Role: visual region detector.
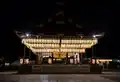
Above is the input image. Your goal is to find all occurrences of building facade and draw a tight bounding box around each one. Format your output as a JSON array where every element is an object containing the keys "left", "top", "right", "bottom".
[
  {"left": 15, "top": 9, "right": 104, "bottom": 65},
  {"left": 16, "top": 33, "right": 99, "bottom": 64}
]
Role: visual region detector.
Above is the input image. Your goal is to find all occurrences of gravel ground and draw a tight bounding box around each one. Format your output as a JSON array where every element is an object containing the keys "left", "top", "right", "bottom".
[
  {"left": 0, "top": 71, "right": 120, "bottom": 82},
  {"left": 0, "top": 73, "right": 114, "bottom": 82},
  {"left": 101, "top": 72, "right": 120, "bottom": 82},
  {"left": 101, "top": 76, "right": 120, "bottom": 82}
]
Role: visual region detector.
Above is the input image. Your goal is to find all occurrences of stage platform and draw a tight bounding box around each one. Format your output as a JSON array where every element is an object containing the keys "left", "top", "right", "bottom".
[{"left": 18, "top": 64, "right": 102, "bottom": 74}]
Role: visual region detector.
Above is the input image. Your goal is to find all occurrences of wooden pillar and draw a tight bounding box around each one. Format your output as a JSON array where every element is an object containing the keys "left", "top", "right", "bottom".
[
  {"left": 39, "top": 55, "right": 43, "bottom": 64},
  {"left": 81, "top": 53, "right": 82, "bottom": 64},
  {"left": 66, "top": 53, "right": 68, "bottom": 64},
  {"left": 79, "top": 53, "right": 81, "bottom": 64},
  {"left": 29, "top": 49, "right": 31, "bottom": 60},
  {"left": 23, "top": 46, "right": 26, "bottom": 64},
  {"left": 36, "top": 55, "right": 39, "bottom": 64},
  {"left": 52, "top": 53, "right": 53, "bottom": 64}
]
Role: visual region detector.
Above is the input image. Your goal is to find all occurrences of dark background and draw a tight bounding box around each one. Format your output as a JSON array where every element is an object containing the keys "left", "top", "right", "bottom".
[{"left": 0, "top": 1, "right": 119, "bottom": 62}]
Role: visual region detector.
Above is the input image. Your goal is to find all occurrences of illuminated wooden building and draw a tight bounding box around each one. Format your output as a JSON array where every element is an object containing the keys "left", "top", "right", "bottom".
[{"left": 15, "top": 10, "right": 104, "bottom": 64}]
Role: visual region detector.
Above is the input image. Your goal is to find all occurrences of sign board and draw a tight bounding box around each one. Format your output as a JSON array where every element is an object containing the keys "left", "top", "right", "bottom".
[{"left": 53, "top": 52, "right": 66, "bottom": 58}]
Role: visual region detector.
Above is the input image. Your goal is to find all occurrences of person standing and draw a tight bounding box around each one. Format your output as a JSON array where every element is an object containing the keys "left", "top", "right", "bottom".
[{"left": 99, "top": 61, "right": 104, "bottom": 70}]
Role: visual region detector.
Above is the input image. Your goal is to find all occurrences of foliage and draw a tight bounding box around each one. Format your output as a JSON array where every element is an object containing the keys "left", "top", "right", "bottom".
[{"left": 0, "top": 57, "right": 5, "bottom": 68}]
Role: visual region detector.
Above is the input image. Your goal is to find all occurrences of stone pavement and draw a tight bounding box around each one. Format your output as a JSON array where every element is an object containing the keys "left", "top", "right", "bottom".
[{"left": 0, "top": 74, "right": 114, "bottom": 82}]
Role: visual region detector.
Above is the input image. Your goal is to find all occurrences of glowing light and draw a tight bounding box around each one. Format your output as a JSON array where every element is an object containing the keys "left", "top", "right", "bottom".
[
  {"left": 26, "top": 44, "right": 60, "bottom": 48},
  {"left": 61, "top": 39, "right": 98, "bottom": 44},
  {"left": 93, "top": 35, "right": 96, "bottom": 38},
  {"left": 20, "top": 59, "right": 23, "bottom": 64},
  {"left": 21, "top": 38, "right": 97, "bottom": 54},
  {"left": 60, "top": 49, "right": 85, "bottom": 53},
  {"left": 31, "top": 48, "right": 59, "bottom": 52},
  {"left": 26, "top": 33, "right": 29, "bottom": 37},
  {"left": 23, "top": 39, "right": 60, "bottom": 43},
  {"left": 23, "top": 39, "right": 98, "bottom": 44},
  {"left": 61, "top": 44, "right": 92, "bottom": 48}
]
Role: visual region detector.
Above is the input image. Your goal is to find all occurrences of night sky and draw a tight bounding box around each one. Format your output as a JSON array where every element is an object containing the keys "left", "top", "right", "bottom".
[{"left": 0, "top": 1, "right": 119, "bottom": 61}]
